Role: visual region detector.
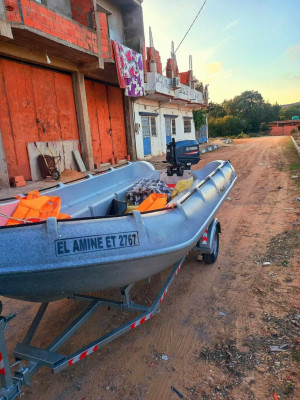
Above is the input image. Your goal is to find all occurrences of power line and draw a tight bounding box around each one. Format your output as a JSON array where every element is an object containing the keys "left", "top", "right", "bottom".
[
  {"left": 174, "top": 0, "right": 208, "bottom": 55},
  {"left": 146, "top": 0, "right": 208, "bottom": 94}
]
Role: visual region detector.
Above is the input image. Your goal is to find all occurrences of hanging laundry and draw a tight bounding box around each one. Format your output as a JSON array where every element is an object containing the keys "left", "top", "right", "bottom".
[{"left": 112, "top": 40, "right": 145, "bottom": 97}]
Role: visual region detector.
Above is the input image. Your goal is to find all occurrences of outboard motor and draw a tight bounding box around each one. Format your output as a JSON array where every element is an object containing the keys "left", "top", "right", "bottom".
[{"left": 166, "top": 138, "right": 200, "bottom": 176}]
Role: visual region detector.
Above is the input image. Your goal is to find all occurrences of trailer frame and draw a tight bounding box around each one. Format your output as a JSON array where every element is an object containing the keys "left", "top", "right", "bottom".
[{"left": 0, "top": 219, "right": 220, "bottom": 400}]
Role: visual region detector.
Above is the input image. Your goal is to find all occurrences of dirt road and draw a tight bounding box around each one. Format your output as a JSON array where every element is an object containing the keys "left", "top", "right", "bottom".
[{"left": 2, "top": 136, "right": 299, "bottom": 400}]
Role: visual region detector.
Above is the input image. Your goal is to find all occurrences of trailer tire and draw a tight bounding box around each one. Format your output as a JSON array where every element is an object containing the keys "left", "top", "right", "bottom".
[{"left": 203, "top": 231, "right": 219, "bottom": 264}]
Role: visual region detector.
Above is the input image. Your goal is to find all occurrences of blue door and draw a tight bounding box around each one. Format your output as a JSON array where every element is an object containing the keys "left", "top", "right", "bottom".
[
  {"left": 199, "top": 125, "right": 207, "bottom": 143},
  {"left": 143, "top": 137, "right": 151, "bottom": 155},
  {"left": 141, "top": 117, "right": 151, "bottom": 156}
]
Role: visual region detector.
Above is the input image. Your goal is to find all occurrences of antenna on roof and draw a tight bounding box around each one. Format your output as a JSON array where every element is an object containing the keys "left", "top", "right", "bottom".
[
  {"left": 171, "top": 41, "right": 176, "bottom": 60},
  {"left": 189, "top": 55, "right": 193, "bottom": 71},
  {"left": 149, "top": 26, "right": 154, "bottom": 48}
]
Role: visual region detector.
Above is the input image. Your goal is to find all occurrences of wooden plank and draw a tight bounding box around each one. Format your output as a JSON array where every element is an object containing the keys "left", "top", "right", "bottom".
[
  {"left": 0, "top": 129, "right": 9, "bottom": 187},
  {"left": 62, "top": 140, "right": 79, "bottom": 170},
  {"left": 73, "top": 149, "right": 86, "bottom": 172},
  {"left": 27, "top": 140, "right": 79, "bottom": 181},
  {"left": 0, "top": 0, "right": 13, "bottom": 39},
  {"left": 0, "top": 19, "right": 13, "bottom": 39},
  {"left": 123, "top": 95, "right": 137, "bottom": 161},
  {"left": 72, "top": 72, "right": 94, "bottom": 170}
]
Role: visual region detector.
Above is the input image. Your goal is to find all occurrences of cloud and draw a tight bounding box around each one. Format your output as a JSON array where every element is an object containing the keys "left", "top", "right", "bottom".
[
  {"left": 222, "top": 20, "right": 238, "bottom": 33},
  {"left": 205, "top": 62, "right": 223, "bottom": 74},
  {"left": 286, "top": 43, "right": 300, "bottom": 59},
  {"left": 286, "top": 73, "right": 300, "bottom": 80}
]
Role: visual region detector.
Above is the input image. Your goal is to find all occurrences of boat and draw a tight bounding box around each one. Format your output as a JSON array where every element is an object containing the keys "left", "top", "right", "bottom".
[{"left": 0, "top": 147, "right": 236, "bottom": 303}]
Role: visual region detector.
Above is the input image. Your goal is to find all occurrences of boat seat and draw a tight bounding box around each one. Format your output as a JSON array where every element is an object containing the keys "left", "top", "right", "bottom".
[{"left": 66, "top": 182, "right": 137, "bottom": 218}]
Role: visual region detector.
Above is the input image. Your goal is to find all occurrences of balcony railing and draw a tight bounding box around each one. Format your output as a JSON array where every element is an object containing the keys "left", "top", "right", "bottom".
[
  {"left": 146, "top": 72, "right": 174, "bottom": 97},
  {"left": 145, "top": 72, "right": 205, "bottom": 106},
  {"left": 4, "top": 0, "right": 98, "bottom": 58}
]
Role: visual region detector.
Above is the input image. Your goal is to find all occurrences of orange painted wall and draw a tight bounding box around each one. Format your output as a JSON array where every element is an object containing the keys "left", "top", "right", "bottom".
[
  {"left": 106, "top": 85, "right": 127, "bottom": 161},
  {"left": 270, "top": 126, "right": 298, "bottom": 136},
  {"left": 0, "top": 59, "right": 79, "bottom": 180},
  {"left": 85, "top": 80, "right": 127, "bottom": 166}
]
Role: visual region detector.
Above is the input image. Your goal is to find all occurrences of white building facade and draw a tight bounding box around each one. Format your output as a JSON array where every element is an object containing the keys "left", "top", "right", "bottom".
[{"left": 133, "top": 40, "right": 208, "bottom": 159}]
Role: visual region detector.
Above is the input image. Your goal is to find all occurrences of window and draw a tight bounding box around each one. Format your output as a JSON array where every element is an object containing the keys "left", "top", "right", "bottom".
[
  {"left": 171, "top": 119, "right": 176, "bottom": 135},
  {"left": 141, "top": 117, "right": 150, "bottom": 137},
  {"left": 141, "top": 116, "right": 156, "bottom": 137},
  {"left": 184, "top": 119, "right": 192, "bottom": 133},
  {"left": 165, "top": 118, "right": 176, "bottom": 136},
  {"left": 150, "top": 117, "right": 157, "bottom": 136},
  {"left": 165, "top": 118, "right": 171, "bottom": 137}
]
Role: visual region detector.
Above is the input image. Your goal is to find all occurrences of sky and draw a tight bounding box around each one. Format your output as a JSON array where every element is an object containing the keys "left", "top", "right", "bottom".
[{"left": 142, "top": 0, "right": 300, "bottom": 105}]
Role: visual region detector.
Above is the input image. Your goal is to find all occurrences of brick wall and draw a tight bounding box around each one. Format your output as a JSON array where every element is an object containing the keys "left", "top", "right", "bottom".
[
  {"left": 145, "top": 47, "right": 162, "bottom": 74},
  {"left": 70, "top": 0, "right": 94, "bottom": 29},
  {"left": 98, "top": 12, "right": 112, "bottom": 59},
  {"left": 180, "top": 70, "right": 193, "bottom": 86},
  {"left": 4, "top": 0, "right": 22, "bottom": 22},
  {"left": 270, "top": 125, "right": 297, "bottom": 136},
  {"left": 166, "top": 58, "right": 179, "bottom": 78},
  {"left": 4, "top": 0, "right": 98, "bottom": 53}
]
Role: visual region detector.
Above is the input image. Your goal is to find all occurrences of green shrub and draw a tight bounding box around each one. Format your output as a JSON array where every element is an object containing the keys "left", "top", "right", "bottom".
[
  {"left": 237, "top": 132, "right": 249, "bottom": 139},
  {"left": 208, "top": 116, "right": 247, "bottom": 137},
  {"left": 260, "top": 123, "right": 270, "bottom": 132}
]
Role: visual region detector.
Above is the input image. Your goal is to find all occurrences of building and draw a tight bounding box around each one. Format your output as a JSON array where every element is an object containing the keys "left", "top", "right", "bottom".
[
  {"left": 269, "top": 119, "right": 300, "bottom": 136},
  {"left": 133, "top": 29, "right": 208, "bottom": 159},
  {"left": 0, "top": 0, "right": 144, "bottom": 187}
]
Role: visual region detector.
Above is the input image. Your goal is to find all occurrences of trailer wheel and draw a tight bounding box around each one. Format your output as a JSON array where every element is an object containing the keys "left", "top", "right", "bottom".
[{"left": 203, "top": 231, "right": 219, "bottom": 264}]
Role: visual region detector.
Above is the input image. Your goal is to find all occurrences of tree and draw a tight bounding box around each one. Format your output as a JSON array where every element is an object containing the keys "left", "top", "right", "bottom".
[
  {"left": 262, "top": 103, "right": 281, "bottom": 123},
  {"left": 193, "top": 109, "right": 206, "bottom": 131},
  {"left": 223, "top": 91, "right": 281, "bottom": 132},
  {"left": 207, "top": 102, "right": 226, "bottom": 118},
  {"left": 206, "top": 90, "right": 282, "bottom": 136},
  {"left": 208, "top": 115, "right": 247, "bottom": 137},
  {"left": 280, "top": 105, "right": 300, "bottom": 120},
  {"left": 193, "top": 78, "right": 204, "bottom": 93},
  {"left": 225, "top": 91, "right": 264, "bottom": 116}
]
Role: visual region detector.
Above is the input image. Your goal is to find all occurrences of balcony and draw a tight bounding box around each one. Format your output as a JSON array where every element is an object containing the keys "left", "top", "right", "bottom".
[
  {"left": 3, "top": 0, "right": 99, "bottom": 66},
  {"left": 97, "top": 0, "right": 143, "bottom": 62},
  {"left": 145, "top": 71, "right": 206, "bottom": 108},
  {"left": 145, "top": 71, "right": 175, "bottom": 101}
]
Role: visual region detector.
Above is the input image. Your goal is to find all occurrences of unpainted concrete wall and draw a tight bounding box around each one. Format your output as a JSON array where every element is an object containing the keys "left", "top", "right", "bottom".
[
  {"left": 133, "top": 99, "right": 196, "bottom": 159},
  {"left": 45, "top": 0, "right": 72, "bottom": 19},
  {"left": 122, "top": 4, "right": 144, "bottom": 53},
  {"left": 97, "top": 0, "right": 124, "bottom": 43}
]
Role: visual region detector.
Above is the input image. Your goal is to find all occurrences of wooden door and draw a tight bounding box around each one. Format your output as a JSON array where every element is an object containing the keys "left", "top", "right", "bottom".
[
  {"left": 107, "top": 85, "right": 127, "bottom": 161},
  {"left": 0, "top": 59, "right": 79, "bottom": 180},
  {"left": 85, "top": 80, "right": 127, "bottom": 165}
]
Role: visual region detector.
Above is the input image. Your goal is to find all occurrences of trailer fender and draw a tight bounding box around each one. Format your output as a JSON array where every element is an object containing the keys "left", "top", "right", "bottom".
[{"left": 195, "top": 218, "right": 221, "bottom": 254}]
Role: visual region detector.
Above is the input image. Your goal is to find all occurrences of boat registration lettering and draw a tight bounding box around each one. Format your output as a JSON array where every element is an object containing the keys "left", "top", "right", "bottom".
[{"left": 55, "top": 231, "right": 139, "bottom": 256}]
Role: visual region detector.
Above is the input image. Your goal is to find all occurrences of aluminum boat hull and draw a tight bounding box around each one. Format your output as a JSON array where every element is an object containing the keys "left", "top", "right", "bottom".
[{"left": 0, "top": 161, "right": 236, "bottom": 302}]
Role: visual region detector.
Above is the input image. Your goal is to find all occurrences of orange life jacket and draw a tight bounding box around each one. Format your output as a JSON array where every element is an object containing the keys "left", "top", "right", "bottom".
[{"left": 6, "top": 191, "right": 70, "bottom": 225}]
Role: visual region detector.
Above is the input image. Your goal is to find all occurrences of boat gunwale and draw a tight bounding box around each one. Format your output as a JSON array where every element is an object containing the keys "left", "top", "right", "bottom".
[
  {"left": 0, "top": 173, "right": 237, "bottom": 276},
  {"left": 0, "top": 160, "right": 233, "bottom": 230}
]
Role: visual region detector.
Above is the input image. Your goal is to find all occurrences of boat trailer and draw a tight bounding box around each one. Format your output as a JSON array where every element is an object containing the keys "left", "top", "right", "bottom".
[{"left": 0, "top": 219, "right": 220, "bottom": 400}]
